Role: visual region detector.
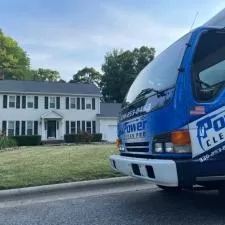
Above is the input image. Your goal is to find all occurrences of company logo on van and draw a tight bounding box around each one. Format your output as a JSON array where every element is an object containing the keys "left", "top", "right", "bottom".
[
  {"left": 196, "top": 109, "right": 225, "bottom": 151},
  {"left": 121, "top": 117, "right": 147, "bottom": 141}
]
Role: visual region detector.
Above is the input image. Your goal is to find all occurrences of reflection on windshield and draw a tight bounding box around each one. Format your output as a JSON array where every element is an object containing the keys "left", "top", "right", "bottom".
[{"left": 124, "top": 32, "right": 191, "bottom": 105}]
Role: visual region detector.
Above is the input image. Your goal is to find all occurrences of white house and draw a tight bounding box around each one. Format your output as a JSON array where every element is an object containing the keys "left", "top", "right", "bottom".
[{"left": 0, "top": 80, "right": 121, "bottom": 142}]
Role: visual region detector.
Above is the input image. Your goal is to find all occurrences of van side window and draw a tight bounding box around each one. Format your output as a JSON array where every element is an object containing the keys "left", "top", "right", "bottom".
[{"left": 192, "top": 30, "right": 225, "bottom": 101}]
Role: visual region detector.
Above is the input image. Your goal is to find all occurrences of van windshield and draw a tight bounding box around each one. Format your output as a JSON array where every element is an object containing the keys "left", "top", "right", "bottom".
[{"left": 123, "top": 32, "right": 191, "bottom": 105}]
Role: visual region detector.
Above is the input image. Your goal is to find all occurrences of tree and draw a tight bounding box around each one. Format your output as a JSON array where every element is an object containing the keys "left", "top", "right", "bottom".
[
  {"left": 58, "top": 79, "right": 66, "bottom": 83},
  {"left": 101, "top": 46, "right": 155, "bottom": 103},
  {"left": 31, "top": 68, "right": 61, "bottom": 82},
  {"left": 0, "top": 29, "right": 31, "bottom": 80},
  {"left": 70, "top": 67, "right": 102, "bottom": 86}
]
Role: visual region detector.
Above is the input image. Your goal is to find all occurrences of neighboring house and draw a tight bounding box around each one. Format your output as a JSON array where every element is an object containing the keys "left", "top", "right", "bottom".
[
  {"left": 0, "top": 80, "right": 120, "bottom": 142},
  {"left": 97, "top": 103, "right": 121, "bottom": 142}
]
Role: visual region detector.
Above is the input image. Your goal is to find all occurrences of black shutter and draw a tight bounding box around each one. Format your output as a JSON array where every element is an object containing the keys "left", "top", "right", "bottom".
[
  {"left": 16, "top": 96, "right": 20, "bottom": 109},
  {"left": 21, "top": 121, "right": 26, "bottom": 135},
  {"left": 82, "top": 98, "right": 85, "bottom": 110},
  {"left": 66, "top": 97, "right": 69, "bottom": 109},
  {"left": 82, "top": 121, "right": 85, "bottom": 132},
  {"left": 45, "top": 97, "right": 48, "bottom": 109},
  {"left": 2, "top": 121, "right": 7, "bottom": 134},
  {"left": 92, "top": 98, "right": 95, "bottom": 110},
  {"left": 77, "top": 98, "right": 80, "bottom": 110},
  {"left": 34, "top": 96, "right": 38, "bottom": 109},
  {"left": 22, "top": 96, "right": 26, "bottom": 109},
  {"left": 15, "top": 121, "right": 20, "bottom": 135},
  {"left": 56, "top": 97, "right": 60, "bottom": 109},
  {"left": 34, "top": 121, "right": 38, "bottom": 135},
  {"left": 66, "top": 121, "right": 70, "bottom": 134},
  {"left": 3, "top": 95, "right": 7, "bottom": 108},
  {"left": 77, "top": 121, "right": 80, "bottom": 133},
  {"left": 92, "top": 121, "right": 96, "bottom": 134}
]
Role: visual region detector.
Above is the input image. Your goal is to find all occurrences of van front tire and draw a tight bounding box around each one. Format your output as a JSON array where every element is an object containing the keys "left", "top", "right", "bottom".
[{"left": 157, "top": 185, "right": 181, "bottom": 192}]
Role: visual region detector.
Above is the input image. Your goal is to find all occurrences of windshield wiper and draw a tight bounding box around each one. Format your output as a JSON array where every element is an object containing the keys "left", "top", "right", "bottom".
[{"left": 136, "top": 88, "right": 166, "bottom": 99}]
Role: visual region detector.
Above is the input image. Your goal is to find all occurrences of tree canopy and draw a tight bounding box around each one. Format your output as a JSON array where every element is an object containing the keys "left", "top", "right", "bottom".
[
  {"left": 31, "top": 68, "right": 61, "bottom": 82},
  {"left": 0, "top": 29, "right": 30, "bottom": 80},
  {"left": 70, "top": 67, "right": 102, "bottom": 86},
  {"left": 100, "top": 46, "right": 155, "bottom": 103}
]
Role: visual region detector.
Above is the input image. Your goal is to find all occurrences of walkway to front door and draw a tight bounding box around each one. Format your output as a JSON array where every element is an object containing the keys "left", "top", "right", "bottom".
[{"left": 47, "top": 120, "right": 56, "bottom": 139}]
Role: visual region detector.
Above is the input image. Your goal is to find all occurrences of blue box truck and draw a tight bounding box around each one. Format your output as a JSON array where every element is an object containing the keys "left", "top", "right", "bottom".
[{"left": 110, "top": 9, "right": 225, "bottom": 191}]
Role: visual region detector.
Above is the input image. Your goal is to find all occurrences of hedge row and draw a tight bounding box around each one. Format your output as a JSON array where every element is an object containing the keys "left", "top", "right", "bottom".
[
  {"left": 64, "top": 133, "right": 102, "bottom": 143},
  {"left": 12, "top": 135, "right": 42, "bottom": 146},
  {"left": 0, "top": 135, "right": 17, "bottom": 149}
]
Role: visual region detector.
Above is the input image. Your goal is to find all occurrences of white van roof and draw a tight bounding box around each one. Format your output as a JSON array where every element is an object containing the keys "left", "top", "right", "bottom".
[{"left": 204, "top": 8, "right": 225, "bottom": 27}]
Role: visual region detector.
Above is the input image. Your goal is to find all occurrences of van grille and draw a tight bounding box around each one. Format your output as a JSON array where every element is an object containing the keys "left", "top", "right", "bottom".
[{"left": 125, "top": 142, "right": 149, "bottom": 153}]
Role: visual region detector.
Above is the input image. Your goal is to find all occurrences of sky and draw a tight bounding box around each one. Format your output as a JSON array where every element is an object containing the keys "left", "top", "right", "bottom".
[{"left": 0, "top": 0, "right": 225, "bottom": 80}]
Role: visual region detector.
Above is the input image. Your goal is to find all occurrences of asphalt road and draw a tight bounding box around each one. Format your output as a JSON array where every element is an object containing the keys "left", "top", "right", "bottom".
[{"left": 1, "top": 186, "right": 225, "bottom": 225}]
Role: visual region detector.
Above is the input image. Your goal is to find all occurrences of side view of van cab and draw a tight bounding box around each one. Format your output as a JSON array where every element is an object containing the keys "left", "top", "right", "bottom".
[{"left": 110, "top": 9, "right": 225, "bottom": 191}]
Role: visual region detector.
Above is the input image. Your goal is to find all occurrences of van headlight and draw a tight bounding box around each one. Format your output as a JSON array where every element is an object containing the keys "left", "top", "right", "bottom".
[
  {"left": 154, "top": 143, "right": 163, "bottom": 153},
  {"left": 153, "top": 130, "right": 192, "bottom": 154}
]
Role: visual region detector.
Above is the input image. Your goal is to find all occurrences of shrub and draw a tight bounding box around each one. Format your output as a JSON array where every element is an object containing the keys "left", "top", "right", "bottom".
[
  {"left": 12, "top": 135, "right": 41, "bottom": 146},
  {"left": 75, "top": 132, "right": 92, "bottom": 143},
  {"left": 0, "top": 135, "right": 17, "bottom": 149},
  {"left": 64, "top": 134, "right": 76, "bottom": 143},
  {"left": 64, "top": 132, "right": 102, "bottom": 143},
  {"left": 91, "top": 133, "right": 102, "bottom": 142}
]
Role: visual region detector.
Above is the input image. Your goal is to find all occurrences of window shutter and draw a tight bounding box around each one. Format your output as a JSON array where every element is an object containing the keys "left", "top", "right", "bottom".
[
  {"left": 82, "top": 121, "right": 85, "bottom": 132},
  {"left": 77, "top": 121, "right": 80, "bottom": 133},
  {"left": 15, "top": 121, "right": 20, "bottom": 135},
  {"left": 16, "top": 96, "right": 20, "bottom": 109},
  {"left": 92, "top": 98, "right": 96, "bottom": 110},
  {"left": 45, "top": 97, "right": 48, "bottom": 109},
  {"left": 2, "top": 121, "right": 7, "bottom": 134},
  {"left": 82, "top": 98, "right": 85, "bottom": 110},
  {"left": 66, "top": 121, "right": 69, "bottom": 134},
  {"left": 22, "top": 96, "right": 26, "bottom": 109},
  {"left": 66, "top": 97, "right": 69, "bottom": 109},
  {"left": 34, "top": 121, "right": 38, "bottom": 135},
  {"left": 56, "top": 97, "right": 60, "bottom": 109},
  {"left": 77, "top": 98, "right": 80, "bottom": 110},
  {"left": 92, "top": 121, "right": 96, "bottom": 134},
  {"left": 3, "top": 95, "right": 7, "bottom": 108},
  {"left": 34, "top": 96, "right": 38, "bottom": 109},
  {"left": 21, "top": 121, "right": 26, "bottom": 135}
]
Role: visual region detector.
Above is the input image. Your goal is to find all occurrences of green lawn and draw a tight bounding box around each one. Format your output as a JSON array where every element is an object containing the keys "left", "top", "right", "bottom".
[{"left": 0, "top": 144, "right": 120, "bottom": 190}]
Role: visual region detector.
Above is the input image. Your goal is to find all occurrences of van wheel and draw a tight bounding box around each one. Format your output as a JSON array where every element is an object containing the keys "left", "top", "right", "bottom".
[{"left": 157, "top": 185, "right": 181, "bottom": 192}]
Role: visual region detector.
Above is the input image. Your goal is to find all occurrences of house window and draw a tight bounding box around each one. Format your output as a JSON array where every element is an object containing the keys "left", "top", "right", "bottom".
[
  {"left": 70, "top": 98, "right": 76, "bottom": 109},
  {"left": 86, "top": 121, "right": 91, "bottom": 133},
  {"left": 86, "top": 103, "right": 91, "bottom": 109},
  {"left": 49, "top": 97, "right": 56, "bottom": 108},
  {"left": 71, "top": 121, "right": 76, "bottom": 134},
  {"left": 27, "top": 121, "right": 33, "bottom": 135},
  {"left": 8, "top": 121, "right": 15, "bottom": 136},
  {"left": 9, "top": 96, "right": 16, "bottom": 108},
  {"left": 27, "top": 96, "right": 34, "bottom": 108}
]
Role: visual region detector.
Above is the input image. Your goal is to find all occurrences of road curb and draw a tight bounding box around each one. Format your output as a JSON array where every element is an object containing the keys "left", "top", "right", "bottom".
[{"left": 0, "top": 177, "right": 149, "bottom": 201}]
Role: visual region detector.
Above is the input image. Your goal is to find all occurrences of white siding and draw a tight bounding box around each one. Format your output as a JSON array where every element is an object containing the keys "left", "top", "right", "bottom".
[{"left": 0, "top": 94, "right": 101, "bottom": 141}]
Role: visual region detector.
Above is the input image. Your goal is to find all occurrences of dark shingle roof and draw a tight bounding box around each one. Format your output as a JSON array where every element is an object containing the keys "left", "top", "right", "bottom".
[
  {"left": 97, "top": 103, "right": 122, "bottom": 118},
  {"left": 0, "top": 80, "right": 100, "bottom": 95}
]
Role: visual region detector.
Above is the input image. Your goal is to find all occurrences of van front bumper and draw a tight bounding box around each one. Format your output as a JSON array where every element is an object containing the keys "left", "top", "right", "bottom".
[{"left": 110, "top": 155, "right": 179, "bottom": 187}]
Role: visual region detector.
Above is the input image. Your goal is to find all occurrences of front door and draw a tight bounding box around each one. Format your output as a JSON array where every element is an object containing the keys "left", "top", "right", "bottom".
[{"left": 47, "top": 120, "right": 56, "bottom": 139}]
